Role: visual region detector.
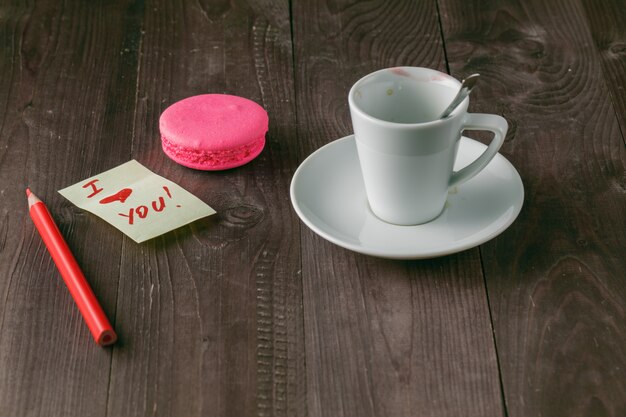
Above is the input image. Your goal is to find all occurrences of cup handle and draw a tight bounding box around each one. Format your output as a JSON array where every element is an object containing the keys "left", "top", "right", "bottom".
[{"left": 449, "top": 113, "right": 508, "bottom": 187}]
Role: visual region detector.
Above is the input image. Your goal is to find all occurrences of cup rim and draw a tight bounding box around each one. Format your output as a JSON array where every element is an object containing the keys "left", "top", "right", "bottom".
[{"left": 348, "top": 66, "right": 468, "bottom": 128}]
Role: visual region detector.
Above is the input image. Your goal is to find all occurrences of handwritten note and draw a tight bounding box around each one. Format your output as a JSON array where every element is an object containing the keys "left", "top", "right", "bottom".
[{"left": 59, "top": 160, "right": 216, "bottom": 243}]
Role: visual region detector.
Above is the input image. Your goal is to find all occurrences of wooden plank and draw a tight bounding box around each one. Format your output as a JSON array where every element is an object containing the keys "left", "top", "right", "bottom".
[
  {"left": 581, "top": 0, "right": 626, "bottom": 143},
  {"left": 105, "top": 1, "right": 305, "bottom": 416},
  {"left": 0, "top": 0, "right": 142, "bottom": 416},
  {"left": 438, "top": 0, "right": 626, "bottom": 415},
  {"left": 580, "top": 0, "right": 626, "bottom": 139},
  {"left": 292, "top": 1, "right": 504, "bottom": 416}
]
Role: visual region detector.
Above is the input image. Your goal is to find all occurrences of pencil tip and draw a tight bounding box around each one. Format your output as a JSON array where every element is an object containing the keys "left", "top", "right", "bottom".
[{"left": 26, "top": 188, "right": 31, "bottom": 197}]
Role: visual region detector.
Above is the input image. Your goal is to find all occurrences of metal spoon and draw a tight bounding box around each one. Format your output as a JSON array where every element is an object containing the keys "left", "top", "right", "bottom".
[{"left": 437, "top": 73, "right": 480, "bottom": 119}]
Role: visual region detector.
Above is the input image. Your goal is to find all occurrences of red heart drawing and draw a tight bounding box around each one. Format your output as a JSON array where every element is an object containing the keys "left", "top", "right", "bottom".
[{"left": 99, "top": 188, "right": 133, "bottom": 204}]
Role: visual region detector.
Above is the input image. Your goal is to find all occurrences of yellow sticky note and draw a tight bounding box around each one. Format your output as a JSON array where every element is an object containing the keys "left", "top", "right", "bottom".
[{"left": 58, "top": 160, "right": 216, "bottom": 243}]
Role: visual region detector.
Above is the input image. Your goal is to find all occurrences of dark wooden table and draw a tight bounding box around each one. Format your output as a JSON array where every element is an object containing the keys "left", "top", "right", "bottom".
[{"left": 1, "top": 0, "right": 625, "bottom": 416}]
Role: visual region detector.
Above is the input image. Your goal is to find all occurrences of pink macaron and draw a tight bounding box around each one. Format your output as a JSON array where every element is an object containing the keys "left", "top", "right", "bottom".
[{"left": 159, "top": 94, "right": 268, "bottom": 170}]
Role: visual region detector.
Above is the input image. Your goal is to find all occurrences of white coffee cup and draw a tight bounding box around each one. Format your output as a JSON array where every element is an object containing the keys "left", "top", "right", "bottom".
[{"left": 348, "top": 67, "right": 508, "bottom": 225}]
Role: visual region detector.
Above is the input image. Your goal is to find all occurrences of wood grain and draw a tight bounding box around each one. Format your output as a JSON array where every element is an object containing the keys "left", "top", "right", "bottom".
[
  {"left": 439, "top": 0, "right": 626, "bottom": 416},
  {"left": 0, "top": 1, "right": 141, "bottom": 416},
  {"left": 580, "top": 0, "right": 626, "bottom": 140},
  {"left": 103, "top": 1, "right": 305, "bottom": 416},
  {"left": 292, "top": 1, "right": 503, "bottom": 416}
]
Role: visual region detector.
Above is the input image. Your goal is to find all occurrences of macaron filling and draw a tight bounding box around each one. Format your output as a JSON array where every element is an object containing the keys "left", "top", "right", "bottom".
[{"left": 161, "top": 134, "right": 265, "bottom": 169}]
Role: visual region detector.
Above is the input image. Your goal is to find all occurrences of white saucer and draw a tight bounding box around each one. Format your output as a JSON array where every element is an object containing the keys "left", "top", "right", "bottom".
[{"left": 290, "top": 135, "right": 524, "bottom": 259}]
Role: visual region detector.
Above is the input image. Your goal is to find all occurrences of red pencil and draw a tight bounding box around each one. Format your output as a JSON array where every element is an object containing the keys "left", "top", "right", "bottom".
[{"left": 26, "top": 188, "right": 117, "bottom": 346}]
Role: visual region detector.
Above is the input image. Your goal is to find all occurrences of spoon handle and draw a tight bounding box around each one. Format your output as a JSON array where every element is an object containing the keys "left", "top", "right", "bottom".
[{"left": 438, "top": 73, "right": 480, "bottom": 119}]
